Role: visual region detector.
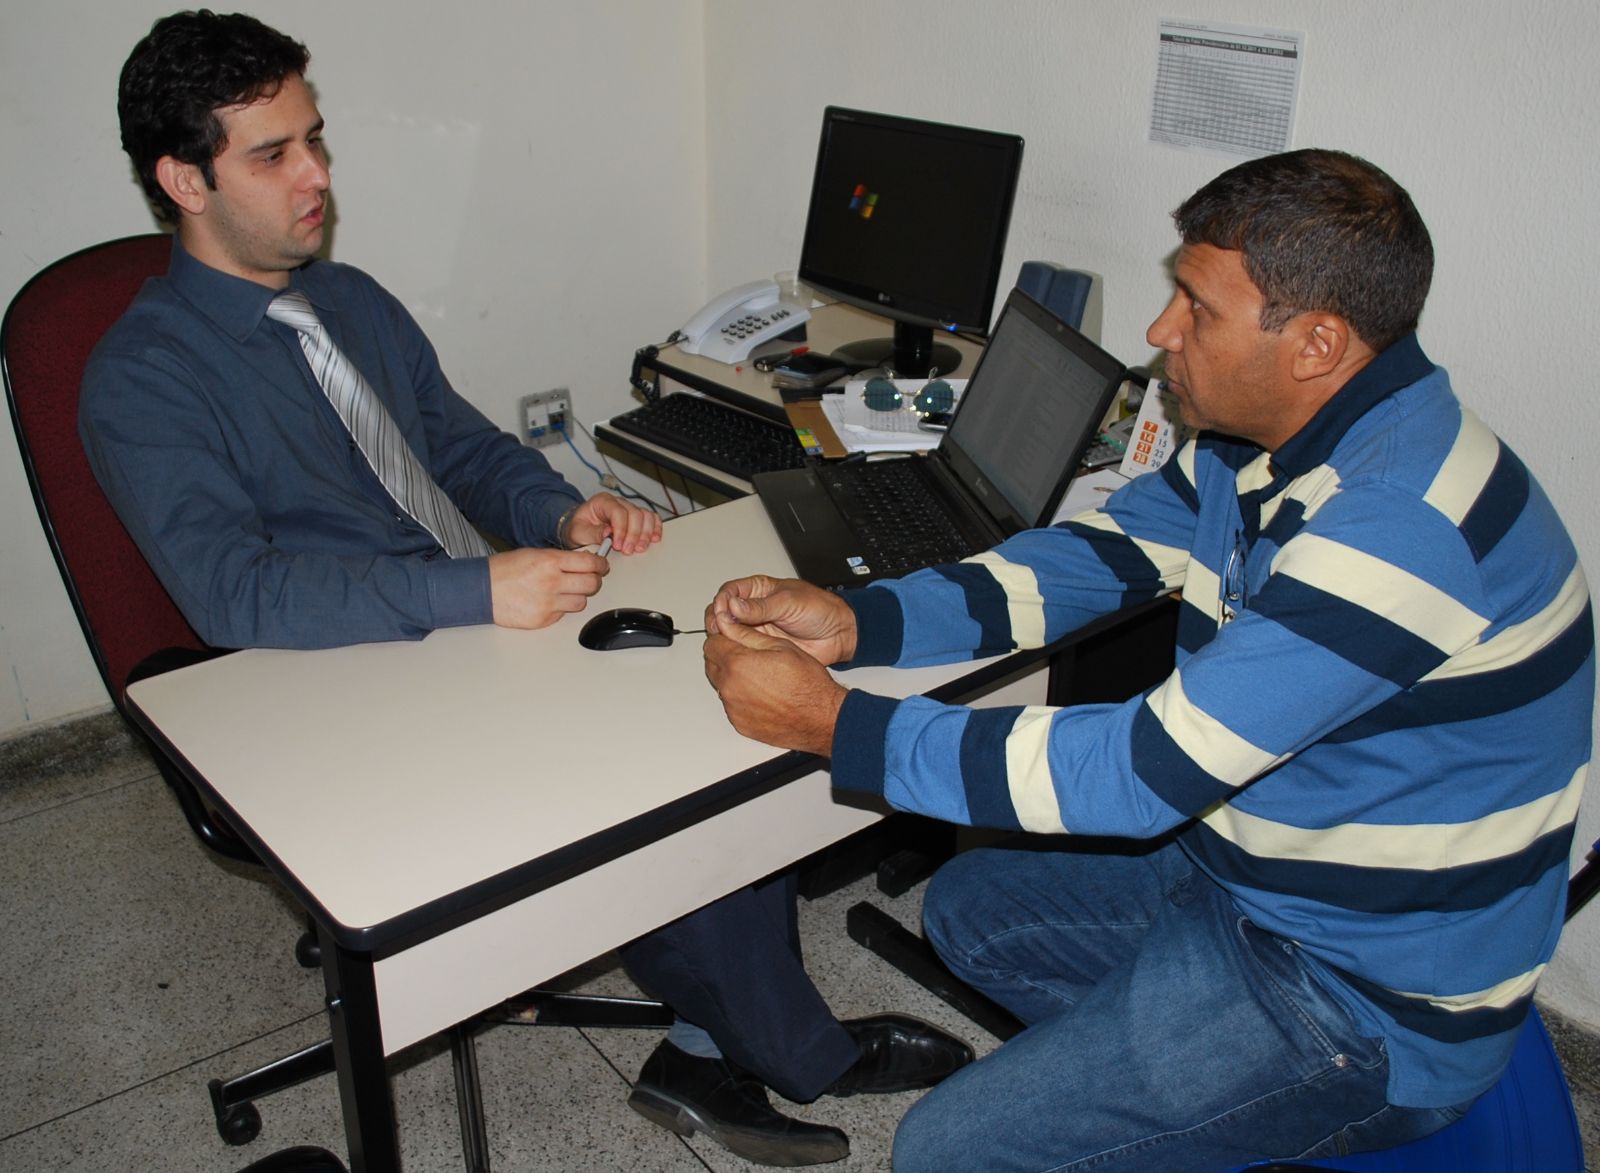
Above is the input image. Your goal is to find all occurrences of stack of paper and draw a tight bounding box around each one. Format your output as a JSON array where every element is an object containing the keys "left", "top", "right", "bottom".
[{"left": 819, "top": 378, "right": 969, "bottom": 453}]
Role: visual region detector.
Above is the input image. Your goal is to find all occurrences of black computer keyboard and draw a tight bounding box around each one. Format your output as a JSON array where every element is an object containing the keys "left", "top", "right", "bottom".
[
  {"left": 608, "top": 393, "right": 808, "bottom": 480},
  {"left": 822, "top": 459, "right": 977, "bottom": 574}
]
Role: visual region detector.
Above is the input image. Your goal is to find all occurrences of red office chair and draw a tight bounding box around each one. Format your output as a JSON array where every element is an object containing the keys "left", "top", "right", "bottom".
[
  {"left": 3, "top": 233, "right": 347, "bottom": 1169},
  {"left": 5, "top": 235, "right": 669, "bottom": 1170},
  {"left": 1, "top": 235, "right": 259, "bottom": 855}
]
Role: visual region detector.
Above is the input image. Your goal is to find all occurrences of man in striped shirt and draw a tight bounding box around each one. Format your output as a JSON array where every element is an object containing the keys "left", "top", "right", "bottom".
[{"left": 703, "top": 149, "right": 1593, "bottom": 1171}]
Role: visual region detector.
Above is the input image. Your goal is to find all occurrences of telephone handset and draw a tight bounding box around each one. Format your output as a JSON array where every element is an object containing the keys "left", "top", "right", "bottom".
[{"left": 678, "top": 279, "right": 811, "bottom": 365}]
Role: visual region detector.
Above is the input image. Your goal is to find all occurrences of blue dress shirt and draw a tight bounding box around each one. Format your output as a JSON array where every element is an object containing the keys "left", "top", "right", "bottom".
[{"left": 80, "top": 238, "right": 584, "bottom": 649}]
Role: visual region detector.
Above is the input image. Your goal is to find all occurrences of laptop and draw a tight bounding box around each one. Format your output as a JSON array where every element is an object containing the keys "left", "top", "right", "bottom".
[{"left": 755, "top": 288, "right": 1127, "bottom": 589}]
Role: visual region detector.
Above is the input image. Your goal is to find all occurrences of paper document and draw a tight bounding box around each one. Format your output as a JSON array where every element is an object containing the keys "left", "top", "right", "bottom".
[
  {"left": 1052, "top": 468, "right": 1130, "bottom": 524},
  {"left": 820, "top": 378, "right": 968, "bottom": 453},
  {"left": 1118, "top": 382, "right": 1190, "bottom": 478},
  {"left": 1150, "top": 19, "right": 1303, "bottom": 158}
]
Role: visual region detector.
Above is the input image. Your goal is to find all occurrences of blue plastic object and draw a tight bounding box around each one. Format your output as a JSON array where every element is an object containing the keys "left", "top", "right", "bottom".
[
  {"left": 1232, "top": 1008, "right": 1582, "bottom": 1171},
  {"left": 1015, "top": 261, "right": 1094, "bottom": 332}
]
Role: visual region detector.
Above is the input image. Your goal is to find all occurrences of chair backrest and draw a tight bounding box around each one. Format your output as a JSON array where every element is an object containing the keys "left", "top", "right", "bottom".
[
  {"left": 2, "top": 233, "right": 207, "bottom": 707},
  {"left": 1016, "top": 260, "right": 1096, "bottom": 332}
]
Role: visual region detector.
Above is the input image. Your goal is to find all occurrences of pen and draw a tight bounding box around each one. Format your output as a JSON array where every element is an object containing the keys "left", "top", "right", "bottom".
[{"left": 754, "top": 346, "right": 810, "bottom": 373}]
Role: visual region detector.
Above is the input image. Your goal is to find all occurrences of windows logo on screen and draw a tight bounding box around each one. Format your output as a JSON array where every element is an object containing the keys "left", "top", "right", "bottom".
[{"left": 848, "top": 183, "right": 879, "bottom": 220}]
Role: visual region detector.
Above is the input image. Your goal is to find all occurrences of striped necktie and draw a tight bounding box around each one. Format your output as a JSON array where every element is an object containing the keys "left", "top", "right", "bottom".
[{"left": 266, "top": 291, "right": 491, "bottom": 559}]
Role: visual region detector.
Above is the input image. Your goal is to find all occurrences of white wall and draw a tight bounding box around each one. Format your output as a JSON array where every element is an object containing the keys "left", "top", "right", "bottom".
[
  {"left": 0, "top": 0, "right": 708, "bottom": 732},
  {"left": 699, "top": 0, "right": 1600, "bottom": 1020},
  {"left": 7, "top": 0, "right": 1600, "bottom": 1025}
]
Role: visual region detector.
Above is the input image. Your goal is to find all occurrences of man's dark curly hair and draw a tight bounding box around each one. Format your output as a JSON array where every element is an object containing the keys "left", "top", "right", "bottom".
[
  {"left": 1173, "top": 149, "right": 1433, "bottom": 353},
  {"left": 119, "top": 10, "right": 310, "bottom": 224}
]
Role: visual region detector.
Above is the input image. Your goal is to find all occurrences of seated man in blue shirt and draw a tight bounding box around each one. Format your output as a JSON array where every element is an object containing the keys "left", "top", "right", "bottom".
[
  {"left": 703, "top": 149, "right": 1594, "bottom": 1171},
  {"left": 82, "top": 11, "right": 970, "bottom": 1166}
]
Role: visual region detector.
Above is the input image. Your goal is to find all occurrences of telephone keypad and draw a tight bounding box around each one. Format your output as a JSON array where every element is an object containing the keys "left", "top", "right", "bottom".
[{"left": 722, "top": 307, "right": 793, "bottom": 343}]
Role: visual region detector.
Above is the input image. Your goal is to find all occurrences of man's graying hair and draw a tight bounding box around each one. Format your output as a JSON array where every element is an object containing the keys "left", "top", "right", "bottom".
[{"left": 1174, "top": 149, "right": 1433, "bottom": 352}]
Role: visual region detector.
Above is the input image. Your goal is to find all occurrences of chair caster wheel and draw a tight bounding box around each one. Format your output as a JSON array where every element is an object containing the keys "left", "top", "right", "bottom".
[
  {"left": 211, "top": 1077, "right": 263, "bottom": 1146},
  {"left": 295, "top": 931, "right": 321, "bottom": 968},
  {"left": 217, "top": 1100, "right": 262, "bottom": 1145}
]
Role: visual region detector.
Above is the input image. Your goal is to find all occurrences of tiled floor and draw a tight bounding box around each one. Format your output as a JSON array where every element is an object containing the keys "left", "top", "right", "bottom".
[
  {"left": 4, "top": 711, "right": 1598, "bottom": 1172},
  {"left": 0, "top": 712, "right": 997, "bottom": 1172}
]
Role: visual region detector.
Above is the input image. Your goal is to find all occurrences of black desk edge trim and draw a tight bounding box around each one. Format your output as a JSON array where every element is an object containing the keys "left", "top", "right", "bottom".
[
  {"left": 648, "top": 352, "right": 789, "bottom": 424},
  {"left": 364, "top": 751, "right": 827, "bottom": 959},
  {"left": 124, "top": 705, "right": 348, "bottom": 942},
  {"left": 592, "top": 422, "right": 752, "bottom": 499},
  {"left": 126, "top": 693, "right": 827, "bottom": 959},
  {"left": 127, "top": 594, "right": 1178, "bottom": 960}
]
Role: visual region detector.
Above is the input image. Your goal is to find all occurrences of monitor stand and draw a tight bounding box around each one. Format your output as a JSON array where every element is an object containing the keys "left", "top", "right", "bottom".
[{"left": 830, "top": 320, "right": 963, "bottom": 378}]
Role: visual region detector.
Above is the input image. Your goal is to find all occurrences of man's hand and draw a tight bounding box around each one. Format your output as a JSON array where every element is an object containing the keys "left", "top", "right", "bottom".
[
  {"left": 564, "top": 491, "right": 662, "bottom": 555},
  {"left": 488, "top": 547, "right": 610, "bottom": 629},
  {"left": 704, "top": 616, "right": 847, "bottom": 755},
  {"left": 704, "top": 575, "right": 858, "bottom": 665}
]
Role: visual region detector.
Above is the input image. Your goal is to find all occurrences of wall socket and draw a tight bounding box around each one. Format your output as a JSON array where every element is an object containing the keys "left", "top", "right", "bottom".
[{"left": 520, "top": 388, "right": 570, "bottom": 448}]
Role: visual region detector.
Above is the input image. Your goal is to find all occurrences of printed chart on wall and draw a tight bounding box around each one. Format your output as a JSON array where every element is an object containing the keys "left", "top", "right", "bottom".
[{"left": 1149, "top": 20, "right": 1303, "bottom": 158}]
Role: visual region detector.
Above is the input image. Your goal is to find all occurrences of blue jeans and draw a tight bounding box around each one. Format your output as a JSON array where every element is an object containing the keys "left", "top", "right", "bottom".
[{"left": 896, "top": 839, "right": 1467, "bottom": 1172}]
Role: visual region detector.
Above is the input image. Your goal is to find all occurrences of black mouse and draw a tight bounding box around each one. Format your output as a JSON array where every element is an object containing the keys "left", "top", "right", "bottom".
[{"left": 578, "top": 607, "right": 676, "bottom": 650}]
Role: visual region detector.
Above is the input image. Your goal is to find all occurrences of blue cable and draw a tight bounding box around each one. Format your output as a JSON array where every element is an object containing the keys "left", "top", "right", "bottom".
[
  {"left": 561, "top": 418, "right": 675, "bottom": 514},
  {"left": 559, "top": 423, "right": 607, "bottom": 480}
]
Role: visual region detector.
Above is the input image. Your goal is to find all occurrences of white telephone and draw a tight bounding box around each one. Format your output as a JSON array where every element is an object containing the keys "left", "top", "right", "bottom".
[{"left": 678, "top": 279, "right": 811, "bottom": 365}]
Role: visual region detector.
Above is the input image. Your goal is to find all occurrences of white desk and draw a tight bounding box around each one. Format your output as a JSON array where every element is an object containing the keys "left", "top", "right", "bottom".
[
  {"left": 647, "top": 301, "right": 986, "bottom": 417},
  {"left": 127, "top": 495, "right": 1046, "bottom": 1171},
  {"left": 595, "top": 302, "right": 988, "bottom": 489}
]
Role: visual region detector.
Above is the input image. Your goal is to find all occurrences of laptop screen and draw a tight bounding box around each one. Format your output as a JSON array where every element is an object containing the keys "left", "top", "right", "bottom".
[{"left": 939, "top": 290, "right": 1127, "bottom": 531}]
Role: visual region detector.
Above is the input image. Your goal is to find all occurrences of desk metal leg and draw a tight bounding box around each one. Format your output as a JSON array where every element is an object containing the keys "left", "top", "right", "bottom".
[
  {"left": 450, "top": 1025, "right": 491, "bottom": 1173},
  {"left": 845, "top": 902, "right": 1023, "bottom": 1042},
  {"left": 320, "top": 928, "right": 402, "bottom": 1172}
]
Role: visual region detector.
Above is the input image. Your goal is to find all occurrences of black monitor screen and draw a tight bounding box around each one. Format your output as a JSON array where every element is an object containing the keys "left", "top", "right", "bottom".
[{"left": 797, "top": 107, "right": 1023, "bottom": 377}]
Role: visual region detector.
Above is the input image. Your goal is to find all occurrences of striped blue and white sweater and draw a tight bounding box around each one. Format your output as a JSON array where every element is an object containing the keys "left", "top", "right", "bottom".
[{"left": 831, "top": 334, "right": 1593, "bottom": 1107}]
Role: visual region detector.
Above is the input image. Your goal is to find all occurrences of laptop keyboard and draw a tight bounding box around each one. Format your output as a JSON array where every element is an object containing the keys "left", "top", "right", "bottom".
[{"left": 821, "top": 459, "right": 978, "bottom": 575}]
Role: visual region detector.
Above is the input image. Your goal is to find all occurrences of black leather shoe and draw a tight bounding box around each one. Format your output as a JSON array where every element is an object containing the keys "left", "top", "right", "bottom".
[
  {"left": 628, "top": 1041, "right": 849, "bottom": 1166},
  {"left": 825, "top": 1014, "right": 974, "bottom": 1097}
]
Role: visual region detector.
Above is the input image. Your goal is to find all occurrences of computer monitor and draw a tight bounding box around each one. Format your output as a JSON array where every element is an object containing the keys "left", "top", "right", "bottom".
[{"left": 796, "top": 107, "right": 1024, "bottom": 378}]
